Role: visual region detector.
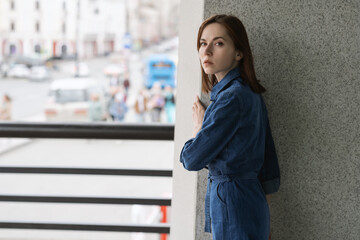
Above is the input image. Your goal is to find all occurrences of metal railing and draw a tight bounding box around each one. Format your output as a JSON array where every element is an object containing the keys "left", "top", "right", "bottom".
[
  {"left": 0, "top": 122, "right": 174, "bottom": 234},
  {"left": 0, "top": 122, "right": 174, "bottom": 140}
]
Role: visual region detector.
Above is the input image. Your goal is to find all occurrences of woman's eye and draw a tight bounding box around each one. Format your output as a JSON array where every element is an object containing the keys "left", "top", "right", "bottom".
[
  {"left": 200, "top": 42, "right": 206, "bottom": 46},
  {"left": 215, "top": 42, "right": 223, "bottom": 46}
]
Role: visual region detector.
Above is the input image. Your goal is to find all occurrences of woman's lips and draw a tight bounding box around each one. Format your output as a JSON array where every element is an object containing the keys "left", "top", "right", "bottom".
[{"left": 203, "top": 60, "right": 213, "bottom": 65}]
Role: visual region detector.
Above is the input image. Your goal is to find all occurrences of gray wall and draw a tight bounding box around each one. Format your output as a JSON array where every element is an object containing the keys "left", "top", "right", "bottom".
[{"left": 197, "top": 0, "right": 360, "bottom": 239}]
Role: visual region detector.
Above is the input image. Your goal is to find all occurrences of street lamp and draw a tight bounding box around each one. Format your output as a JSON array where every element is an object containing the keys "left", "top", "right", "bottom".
[{"left": 75, "top": 0, "right": 80, "bottom": 77}]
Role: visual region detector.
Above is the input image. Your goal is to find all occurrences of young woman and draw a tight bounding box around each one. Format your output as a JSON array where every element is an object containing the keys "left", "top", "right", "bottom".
[{"left": 180, "top": 15, "right": 280, "bottom": 239}]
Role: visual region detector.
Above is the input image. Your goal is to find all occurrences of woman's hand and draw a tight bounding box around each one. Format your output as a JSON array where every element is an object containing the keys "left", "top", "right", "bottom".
[{"left": 192, "top": 96, "right": 205, "bottom": 138}]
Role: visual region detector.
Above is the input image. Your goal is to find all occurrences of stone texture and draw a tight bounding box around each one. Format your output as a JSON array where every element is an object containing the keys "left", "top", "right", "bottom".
[
  {"left": 195, "top": 0, "right": 360, "bottom": 239},
  {"left": 195, "top": 169, "right": 212, "bottom": 240}
]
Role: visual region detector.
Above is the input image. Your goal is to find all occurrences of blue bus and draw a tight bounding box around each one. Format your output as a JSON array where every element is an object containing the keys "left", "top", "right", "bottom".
[{"left": 145, "top": 55, "right": 176, "bottom": 88}]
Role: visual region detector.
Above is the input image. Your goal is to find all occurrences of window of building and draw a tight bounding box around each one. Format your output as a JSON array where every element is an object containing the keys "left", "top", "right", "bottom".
[
  {"left": 35, "top": 1, "right": 40, "bottom": 10},
  {"left": 62, "top": 22, "right": 66, "bottom": 34},
  {"left": 10, "top": 21, "right": 15, "bottom": 31},
  {"left": 9, "top": 44, "right": 16, "bottom": 54},
  {"left": 35, "top": 21, "right": 40, "bottom": 32},
  {"left": 34, "top": 44, "right": 41, "bottom": 53},
  {"left": 61, "top": 45, "right": 67, "bottom": 55},
  {"left": 10, "top": 0, "right": 15, "bottom": 10}
]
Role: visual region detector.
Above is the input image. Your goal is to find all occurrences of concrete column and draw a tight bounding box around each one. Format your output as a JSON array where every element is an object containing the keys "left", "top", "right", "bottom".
[
  {"left": 170, "top": 0, "right": 206, "bottom": 239},
  {"left": 201, "top": 0, "right": 359, "bottom": 239}
]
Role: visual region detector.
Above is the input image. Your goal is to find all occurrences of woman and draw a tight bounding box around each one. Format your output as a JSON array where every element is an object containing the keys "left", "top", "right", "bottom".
[{"left": 180, "top": 15, "right": 280, "bottom": 239}]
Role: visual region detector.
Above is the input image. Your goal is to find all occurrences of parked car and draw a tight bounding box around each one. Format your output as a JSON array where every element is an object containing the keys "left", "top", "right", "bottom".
[
  {"left": 29, "top": 66, "right": 51, "bottom": 81},
  {"left": 44, "top": 78, "right": 108, "bottom": 122},
  {"left": 7, "top": 64, "right": 30, "bottom": 78},
  {"left": 7, "top": 55, "right": 44, "bottom": 68},
  {"left": 1, "top": 55, "right": 44, "bottom": 77}
]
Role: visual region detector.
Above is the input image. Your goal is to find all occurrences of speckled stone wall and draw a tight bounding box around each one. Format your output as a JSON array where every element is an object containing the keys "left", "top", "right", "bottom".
[{"left": 196, "top": 0, "right": 360, "bottom": 239}]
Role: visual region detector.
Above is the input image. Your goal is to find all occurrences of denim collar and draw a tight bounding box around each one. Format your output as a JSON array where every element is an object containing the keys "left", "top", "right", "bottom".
[{"left": 210, "top": 67, "right": 242, "bottom": 101}]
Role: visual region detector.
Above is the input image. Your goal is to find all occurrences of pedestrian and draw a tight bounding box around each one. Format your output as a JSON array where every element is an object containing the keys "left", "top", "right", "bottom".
[
  {"left": 0, "top": 94, "right": 12, "bottom": 120},
  {"left": 88, "top": 93, "right": 103, "bottom": 122},
  {"left": 134, "top": 89, "right": 149, "bottom": 123},
  {"left": 164, "top": 85, "right": 176, "bottom": 123},
  {"left": 109, "top": 87, "right": 128, "bottom": 122},
  {"left": 123, "top": 73, "right": 130, "bottom": 95},
  {"left": 148, "top": 82, "right": 165, "bottom": 122},
  {"left": 180, "top": 15, "right": 280, "bottom": 239}
]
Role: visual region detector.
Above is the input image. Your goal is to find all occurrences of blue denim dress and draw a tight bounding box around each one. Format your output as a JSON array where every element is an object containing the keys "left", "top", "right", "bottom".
[{"left": 180, "top": 67, "right": 280, "bottom": 239}]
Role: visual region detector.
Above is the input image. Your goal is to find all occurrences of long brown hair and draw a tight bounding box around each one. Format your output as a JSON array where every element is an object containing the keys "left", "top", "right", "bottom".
[{"left": 197, "top": 14, "right": 266, "bottom": 94}]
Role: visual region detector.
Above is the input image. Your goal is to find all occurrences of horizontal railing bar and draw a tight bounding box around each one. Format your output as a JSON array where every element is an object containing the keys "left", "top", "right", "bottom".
[
  {"left": 0, "top": 222, "right": 170, "bottom": 233},
  {"left": 0, "top": 122, "right": 174, "bottom": 140},
  {"left": 0, "top": 195, "right": 171, "bottom": 206},
  {"left": 0, "top": 167, "right": 172, "bottom": 177}
]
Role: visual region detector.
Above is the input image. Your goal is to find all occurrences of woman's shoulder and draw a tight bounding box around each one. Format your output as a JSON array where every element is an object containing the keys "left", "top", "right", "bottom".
[
  {"left": 216, "top": 83, "right": 244, "bottom": 108},
  {"left": 230, "top": 78, "right": 258, "bottom": 97},
  {"left": 218, "top": 78, "right": 246, "bottom": 98},
  {"left": 218, "top": 78, "right": 260, "bottom": 107}
]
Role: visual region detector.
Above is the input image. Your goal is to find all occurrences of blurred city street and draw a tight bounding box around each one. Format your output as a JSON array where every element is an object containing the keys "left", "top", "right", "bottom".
[
  {"left": 0, "top": 45, "right": 177, "bottom": 123},
  {"left": 0, "top": 0, "right": 179, "bottom": 239}
]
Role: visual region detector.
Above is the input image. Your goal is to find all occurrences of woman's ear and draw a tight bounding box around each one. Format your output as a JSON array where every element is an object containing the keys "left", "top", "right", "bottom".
[{"left": 236, "top": 51, "right": 243, "bottom": 61}]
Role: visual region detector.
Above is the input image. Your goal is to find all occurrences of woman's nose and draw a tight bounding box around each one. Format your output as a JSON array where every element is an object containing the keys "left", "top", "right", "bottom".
[{"left": 205, "top": 45, "right": 213, "bottom": 55}]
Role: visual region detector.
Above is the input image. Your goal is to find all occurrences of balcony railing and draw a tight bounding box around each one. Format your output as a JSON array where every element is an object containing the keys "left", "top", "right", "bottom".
[{"left": 0, "top": 122, "right": 174, "bottom": 235}]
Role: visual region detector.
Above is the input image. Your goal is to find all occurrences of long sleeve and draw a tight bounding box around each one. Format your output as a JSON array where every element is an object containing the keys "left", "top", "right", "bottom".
[
  {"left": 258, "top": 119, "right": 281, "bottom": 194},
  {"left": 180, "top": 92, "right": 242, "bottom": 171}
]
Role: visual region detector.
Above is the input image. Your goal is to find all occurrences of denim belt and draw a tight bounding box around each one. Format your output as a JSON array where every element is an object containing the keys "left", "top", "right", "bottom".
[{"left": 204, "top": 172, "right": 258, "bottom": 233}]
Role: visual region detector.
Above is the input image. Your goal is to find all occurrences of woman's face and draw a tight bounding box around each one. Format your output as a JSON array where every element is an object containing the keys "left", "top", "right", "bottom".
[{"left": 199, "top": 23, "right": 241, "bottom": 81}]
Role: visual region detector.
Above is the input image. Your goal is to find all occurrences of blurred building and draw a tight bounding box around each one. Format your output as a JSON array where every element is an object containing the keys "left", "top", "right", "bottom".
[
  {"left": 127, "top": 0, "right": 180, "bottom": 50},
  {"left": 0, "top": 0, "right": 126, "bottom": 60}
]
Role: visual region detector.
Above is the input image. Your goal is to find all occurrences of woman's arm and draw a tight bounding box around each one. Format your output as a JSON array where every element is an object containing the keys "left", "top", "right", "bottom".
[
  {"left": 258, "top": 118, "right": 280, "bottom": 194},
  {"left": 191, "top": 96, "right": 205, "bottom": 138},
  {"left": 180, "top": 92, "right": 242, "bottom": 171}
]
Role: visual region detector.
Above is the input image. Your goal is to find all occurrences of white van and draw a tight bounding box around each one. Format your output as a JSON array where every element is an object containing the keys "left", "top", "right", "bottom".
[{"left": 44, "top": 78, "right": 108, "bottom": 122}]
